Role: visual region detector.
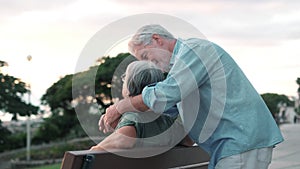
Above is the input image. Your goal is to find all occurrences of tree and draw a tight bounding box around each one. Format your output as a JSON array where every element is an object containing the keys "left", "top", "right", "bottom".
[
  {"left": 34, "top": 53, "right": 135, "bottom": 143},
  {"left": 295, "top": 77, "right": 300, "bottom": 116},
  {"left": 261, "top": 93, "right": 293, "bottom": 122},
  {"left": 0, "top": 60, "right": 38, "bottom": 120},
  {"left": 0, "top": 120, "right": 12, "bottom": 152},
  {"left": 0, "top": 60, "right": 38, "bottom": 152},
  {"left": 297, "top": 78, "right": 300, "bottom": 91}
]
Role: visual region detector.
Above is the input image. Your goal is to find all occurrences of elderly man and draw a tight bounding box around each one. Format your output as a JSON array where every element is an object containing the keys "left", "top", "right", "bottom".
[{"left": 99, "top": 24, "right": 283, "bottom": 169}]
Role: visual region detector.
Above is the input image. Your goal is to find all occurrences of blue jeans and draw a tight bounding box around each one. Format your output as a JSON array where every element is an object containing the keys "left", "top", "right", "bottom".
[{"left": 215, "top": 147, "right": 273, "bottom": 169}]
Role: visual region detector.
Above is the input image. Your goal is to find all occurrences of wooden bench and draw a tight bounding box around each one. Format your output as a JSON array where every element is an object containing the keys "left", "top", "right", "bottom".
[{"left": 61, "top": 146, "right": 210, "bottom": 169}]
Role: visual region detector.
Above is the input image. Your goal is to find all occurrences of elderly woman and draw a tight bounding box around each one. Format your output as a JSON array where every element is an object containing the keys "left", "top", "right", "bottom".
[{"left": 90, "top": 61, "right": 193, "bottom": 150}]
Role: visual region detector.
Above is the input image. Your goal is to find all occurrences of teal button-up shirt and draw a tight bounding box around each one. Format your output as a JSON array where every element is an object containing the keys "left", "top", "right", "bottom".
[{"left": 142, "top": 38, "right": 284, "bottom": 168}]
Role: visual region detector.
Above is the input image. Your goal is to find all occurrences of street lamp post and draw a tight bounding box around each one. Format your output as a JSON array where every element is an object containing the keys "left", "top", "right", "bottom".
[{"left": 26, "top": 55, "right": 32, "bottom": 161}]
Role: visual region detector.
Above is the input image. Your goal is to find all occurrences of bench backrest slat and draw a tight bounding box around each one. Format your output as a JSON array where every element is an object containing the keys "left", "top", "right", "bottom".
[{"left": 61, "top": 146, "right": 209, "bottom": 169}]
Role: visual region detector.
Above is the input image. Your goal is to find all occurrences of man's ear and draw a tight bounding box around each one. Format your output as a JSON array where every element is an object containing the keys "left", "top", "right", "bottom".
[{"left": 152, "top": 34, "right": 163, "bottom": 45}]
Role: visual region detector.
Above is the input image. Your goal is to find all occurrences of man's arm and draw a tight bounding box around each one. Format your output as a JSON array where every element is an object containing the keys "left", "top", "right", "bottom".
[
  {"left": 99, "top": 95, "right": 149, "bottom": 133},
  {"left": 117, "top": 95, "right": 149, "bottom": 113}
]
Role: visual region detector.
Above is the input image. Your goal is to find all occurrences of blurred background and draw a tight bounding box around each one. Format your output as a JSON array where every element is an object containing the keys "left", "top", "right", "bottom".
[{"left": 1, "top": 0, "right": 300, "bottom": 168}]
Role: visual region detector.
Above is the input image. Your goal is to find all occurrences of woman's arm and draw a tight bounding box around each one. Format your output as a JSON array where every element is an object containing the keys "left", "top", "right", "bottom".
[
  {"left": 179, "top": 135, "right": 195, "bottom": 147},
  {"left": 90, "top": 126, "right": 137, "bottom": 151}
]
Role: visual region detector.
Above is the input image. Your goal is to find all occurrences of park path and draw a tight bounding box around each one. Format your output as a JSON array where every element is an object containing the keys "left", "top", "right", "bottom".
[{"left": 270, "top": 123, "right": 300, "bottom": 169}]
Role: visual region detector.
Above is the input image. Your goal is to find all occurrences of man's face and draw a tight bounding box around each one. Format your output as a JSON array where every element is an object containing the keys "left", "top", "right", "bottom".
[{"left": 133, "top": 43, "right": 172, "bottom": 73}]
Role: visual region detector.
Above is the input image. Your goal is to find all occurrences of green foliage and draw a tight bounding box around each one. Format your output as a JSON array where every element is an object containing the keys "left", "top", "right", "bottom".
[
  {"left": 32, "top": 113, "right": 87, "bottom": 144},
  {"left": 0, "top": 131, "right": 26, "bottom": 152},
  {"left": 35, "top": 53, "right": 135, "bottom": 143},
  {"left": 261, "top": 93, "right": 293, "bottom": 118},
  {"left": 41, "top": 75, "right": 73, "bottom": 115},
  {"left": 0, "top": 120, "right": 12, "bottom": 152},
  {"left": 37, "top": 73, "right": 82, "bottom": 143},
  {"left": 6, "top": 132, "right": 26, "bottom": 149},
  {"left": 0, "top": 138, "right": 95, "bottom": 162},
  {"left": 295, "top": 107, "right": 300, "bottom": 116},
  {"left": 296, "top": 77, "right": 300, "bottom": 89},
  {"left": 32, "top": 139, "right": 94, "bottom": 160},
  {"left": 0, "top": 60, "right": 38, "bottom": 119},
  {"left": 29, "top": 163, "right": 61, "bottom": 169},
  {"left": 0, "top": 60, "right": 8, "bottom": 67},
  {"left": 0, "top": 60, "right": 38, "bottom": 152}
]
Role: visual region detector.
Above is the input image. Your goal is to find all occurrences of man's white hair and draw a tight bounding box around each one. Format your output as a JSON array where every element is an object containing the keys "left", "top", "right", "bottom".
[{"left": 128, "top": 24, "right": 174, "bottom": 55}]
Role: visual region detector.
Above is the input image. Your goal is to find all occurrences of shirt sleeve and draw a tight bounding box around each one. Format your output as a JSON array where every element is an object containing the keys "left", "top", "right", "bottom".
[{"left": 142, "top": 40, "right": 218, "bottom": 114}]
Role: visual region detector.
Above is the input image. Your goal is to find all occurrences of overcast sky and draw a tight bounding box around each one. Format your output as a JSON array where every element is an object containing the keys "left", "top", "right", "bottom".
[{"left": 1, "top": 0, "right": 300, "bottom": 117}]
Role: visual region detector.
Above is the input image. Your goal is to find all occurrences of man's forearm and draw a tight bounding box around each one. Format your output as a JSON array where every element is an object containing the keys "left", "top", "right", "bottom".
[{"left": 116, "top": 94, "right": 149, "bottom": 114}]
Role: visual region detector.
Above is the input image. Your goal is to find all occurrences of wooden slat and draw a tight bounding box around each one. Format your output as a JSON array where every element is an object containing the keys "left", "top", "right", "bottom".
[{"left": 61, "top": 146, "right": 209, "bottom": 169}]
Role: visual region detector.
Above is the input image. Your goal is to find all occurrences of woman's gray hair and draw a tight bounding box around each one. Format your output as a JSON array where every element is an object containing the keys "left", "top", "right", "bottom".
[
  {"left": 126, "top": 61, "right": 165, "bottom": 96},
  {"left": 128, "top": 24, "right": 175, "bottom": 55}
]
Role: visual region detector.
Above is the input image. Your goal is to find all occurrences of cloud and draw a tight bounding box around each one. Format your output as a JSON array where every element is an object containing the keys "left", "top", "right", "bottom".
[
  {"left": 0, "top": 0, "right": 299, "bottom": 100},
  {"left": 0, "top": 0, "right": 75, "bottom": 14},
  {"left": 94, "top": 0, "right": 297, "bottom": 47}
]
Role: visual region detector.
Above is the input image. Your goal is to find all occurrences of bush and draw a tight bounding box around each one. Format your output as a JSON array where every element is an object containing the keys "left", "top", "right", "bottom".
[
  {"left": 0, "top": 132, "right": 26, "bottom": 152},
  {"left": 22, "top": 139, "right": 95, "bottom": 160},
  {"left": 0, "top": 138, "right": 96, "bottom": 161}
]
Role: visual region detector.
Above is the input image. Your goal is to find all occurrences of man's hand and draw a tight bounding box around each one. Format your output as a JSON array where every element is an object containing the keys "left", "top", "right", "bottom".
[
  {"left": 99, "top": 104, "right": 121, "bottom": 133},
  {"left": 99, "top": 96, "right": 149, "bottom": 133}
]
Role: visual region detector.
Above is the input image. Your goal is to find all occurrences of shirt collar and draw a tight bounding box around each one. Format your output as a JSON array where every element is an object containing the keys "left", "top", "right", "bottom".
[{"left": 169, "top": 38, "right": 182, "bottom": 69}]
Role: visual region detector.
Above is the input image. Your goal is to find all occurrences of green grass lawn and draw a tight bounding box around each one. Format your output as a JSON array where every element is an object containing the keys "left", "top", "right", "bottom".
[{"left": 29, "top": 163, "right": 61, "bottom": 169}]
